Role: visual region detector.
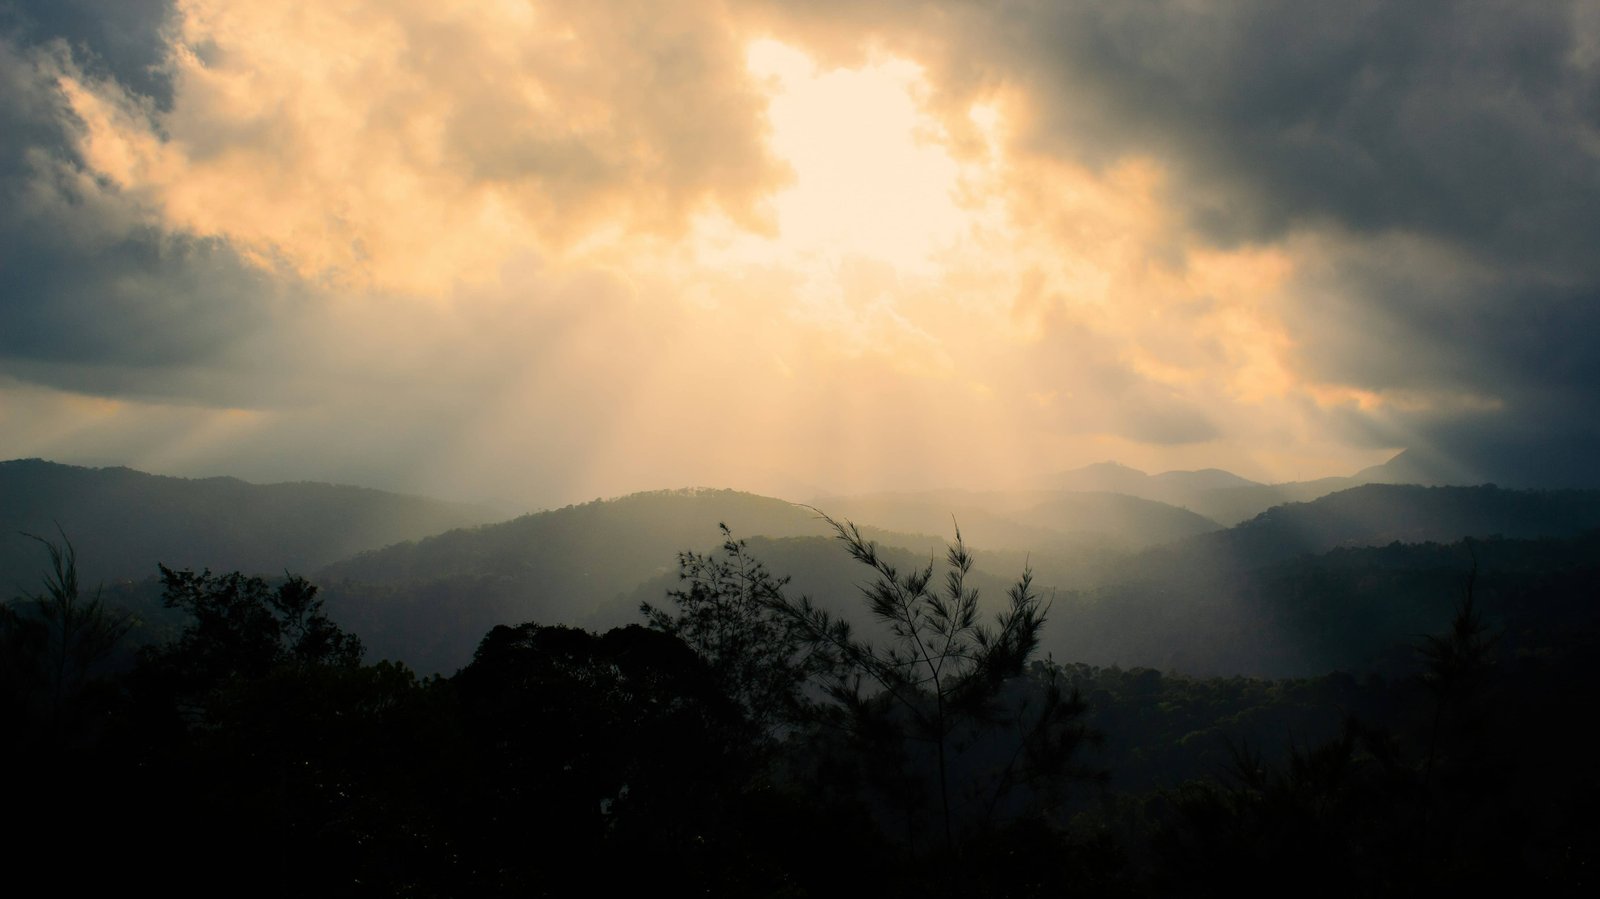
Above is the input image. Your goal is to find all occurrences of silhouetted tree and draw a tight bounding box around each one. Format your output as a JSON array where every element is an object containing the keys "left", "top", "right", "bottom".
[
  {"left": 787, "top": 516, "right": 1098, "bottom": 849},
  {"left": 2, "top": 531, "right": 131, "bottom": 747},
  {"left": 125, "top": 567, "right": 387, "bottom": 897},
  {"left": 145, "top": 565, "right": 361, "bottom": 705},
  {"left": 1419, "top": 550, "right": 1496, "bottom": 784},
  {"left": 451, "top": 622, "right": 785, "bottom": 894},
  {"left": 652, "top": 515, "right": 1099, "bottom": 856},
  {"left": 643, "top": 523, "right": 832, "bottom": 737},
  {"left": 1145, "top": 552, "right": 1534, "bottom": 897}
]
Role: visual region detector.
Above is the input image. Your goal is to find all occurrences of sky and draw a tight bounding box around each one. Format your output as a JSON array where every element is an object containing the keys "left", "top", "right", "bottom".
[{"left": 3, "top": 0, "right": 1599, "bottom": 509}]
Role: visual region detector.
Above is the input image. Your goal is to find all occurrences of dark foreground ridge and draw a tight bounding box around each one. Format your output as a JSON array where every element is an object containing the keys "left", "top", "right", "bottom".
[{"left": 6, "top": 505, "right": 1597, "bottom": 896}]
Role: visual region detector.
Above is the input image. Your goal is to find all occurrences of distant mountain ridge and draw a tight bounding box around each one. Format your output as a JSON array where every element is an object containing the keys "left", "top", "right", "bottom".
[
  {"left": 1149, "top": 468, "right": 1262, "bottom": 491},
  {"left": 1050, "top": 461, "right": 1264, "bottom": 494},
  {"left": 320, "top": 488, "right": 828, "bottom": 584},
  {"left": 810, "top": 487, "right": 1222, "bottom": 552},
  {"left": 319, "top": 489, "right": 841, "bottom": 672},
  {"left": 14, "top": 456, "right": 1600, "bottom": 678},
  {"left": 1044, "top": 461, "right": 1270, "bottom": 522},
  {"left": 1134, "top": 483, "right": 1600, "bottom": 576},
  {"left": 0, "top": 458, "right": 500, "bottom": 586},
  {"left": 1045, "top": 450, "right": 1515, "bottom": 525}
]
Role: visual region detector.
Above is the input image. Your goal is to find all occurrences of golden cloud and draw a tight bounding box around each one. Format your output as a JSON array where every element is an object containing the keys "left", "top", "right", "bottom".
[{"left": 60, "top": 0, "right": 788, "bottom": 295}]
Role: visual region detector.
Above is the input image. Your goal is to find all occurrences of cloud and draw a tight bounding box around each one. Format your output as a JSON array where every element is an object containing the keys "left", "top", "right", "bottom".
[
  {"left": 754, "top": 0, "right": 1600, "bottom": 484},
  {"left": 0, "top": 33, "right": 297, "bottom": 404},
  {"left": 763, "top": 1, "right": 1600, "bottom": 265},
  {"left": 2, "top": 0, "right": 175, "bottom": 105},
  {"left": 48, "top": 0, "right": 789, "bottom": 295},
  {"left": 0, "top": 2, "right": 786, "bottom": 456},
  {"left": 6, "top": 0, "right": 1600, "bottom": 501}
]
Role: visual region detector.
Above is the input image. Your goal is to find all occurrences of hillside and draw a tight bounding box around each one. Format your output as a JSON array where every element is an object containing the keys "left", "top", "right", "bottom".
[
  {"left": 333, "top": 482, "right": 1600, "bottom": 676},
  {"left": 319, "top": 488, "right": 830, "bottom": 585},
  {"left": 610, "top": 533, "right": 1025, "bottom": 632},
  {"left": 319, "top": 489, "right": 838, "bottom": 671},
  {"left": 320, "top": 488, "right": 1069, "bottom": 674},
  {"left": 1042, "top": 462, "right": 1267, "bottom": 519},
  {"left": 1137, "top": 483, "right": 1600, "bottom": 576},
  {"left": 0, "top": 459, "right": 500, "bottom": 587},
  {"left": 1040, "top": 451, "right": 1522, "bottom": 527},
  {"left": 17, "top": 462, "right": 1600, "bottom": 680},
  {"left": 1027, "top": 484, "right": 1600, "bottom": 677},
  {"left": 813, "top": 488, "right": 1222, "bottom": 552},
  {"left": 1041, "top": 530, "right": 1600, "bottom": 677}
]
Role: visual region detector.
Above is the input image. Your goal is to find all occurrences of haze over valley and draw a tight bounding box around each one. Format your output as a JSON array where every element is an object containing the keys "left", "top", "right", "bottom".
[{"left": 8, "top": 454, "right": 1598, "bottom": 679}]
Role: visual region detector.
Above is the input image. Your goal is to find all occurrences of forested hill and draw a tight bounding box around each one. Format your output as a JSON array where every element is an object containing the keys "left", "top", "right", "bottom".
[
  {"left": 1043, "top": 449, "right": 1531, "bottom": 527},
  {"left": 316, "top": 489, "right": 839, "bottom": 671},
  {"left": 226, "top": 482, "right": 1600, "bottom": 675},
  {"left": 811, "top": 489, "right": 1221, "bottom": 552},
  {"left": 1044, "top": 530, "right": 1600, "bottom": 677},
  {"left": 0, "top": 459, "right": 499, "bottom": 586},
  {"left": 16, "top": 462, "right": 1600, "bottom": 679},
  {"left": 318, "top": 488, "right": 831, "bottom": 586},
  {"left": 1131, "top": 483, "right": 1600, "bottom": 576}
]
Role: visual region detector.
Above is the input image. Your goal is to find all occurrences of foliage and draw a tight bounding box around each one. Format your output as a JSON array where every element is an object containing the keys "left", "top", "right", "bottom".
[
  {"left": 1418, "top": 554, "right": 1496, "bottom": 705},
  {"left": 649, "top": 514, "right": 1101, "bottom": 852},
  {"left": 17, "top": 484, "right": 1600, "bottom": 893},
  {"left": 788, "top": 516, "right": 1100, "bottom": 846},
  {"left": 124, "top": 568, "right": 444, "bottom": 896},
  {"left": 642, "top": 523, "right": 831, "bottom": 735},
  {"left": 451, "top": 621, "right": 798, "bottom": 894},
  {"left": 1142, "top": 561, "right": 1543, "bottom": 896},
  {"left": 150, "top": 565, "right": 362, "bottom": 686},
  {"left": 1, "top": 531, "right": 133, "bottom": 747}
]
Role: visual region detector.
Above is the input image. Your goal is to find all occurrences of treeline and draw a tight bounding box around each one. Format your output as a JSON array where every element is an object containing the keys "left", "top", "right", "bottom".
[{"left": 4, "top": 529, "right": 1597, "bottom": 896}]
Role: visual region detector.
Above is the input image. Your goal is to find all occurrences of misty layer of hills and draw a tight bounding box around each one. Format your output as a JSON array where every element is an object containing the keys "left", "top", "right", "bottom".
[
  {"left": 0, "top": 459, "right": 499, "bottom": 586},
  {"left": 6, "top": 453, "right": 1599, "bottom": 678},
  {"left": 9, "top": 453, "right": 1600, "bottom": 893}
]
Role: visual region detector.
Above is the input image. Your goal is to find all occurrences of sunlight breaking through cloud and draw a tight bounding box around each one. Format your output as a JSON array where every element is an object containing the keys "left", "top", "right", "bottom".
[{"left": 8, "top": 1, "right": 1597, "bottom": 502}]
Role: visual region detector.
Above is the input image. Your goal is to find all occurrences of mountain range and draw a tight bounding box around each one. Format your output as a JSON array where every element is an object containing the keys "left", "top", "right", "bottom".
[
  {"left": 0, "top": 458, "right": 498, "bottom": 589},
  {"left": 7, "top": 452, "right": 1599, "bottom": 677}
]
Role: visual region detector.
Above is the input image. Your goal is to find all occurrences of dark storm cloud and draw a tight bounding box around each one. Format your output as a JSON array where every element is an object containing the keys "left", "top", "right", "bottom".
[
  {"left": 781, "top": 0, "right": 1600, "bottom": 270},
  {"left": 1289, "top": 248, "right": 1600, "bottom": 398},
  {"left": 6, "top": 0, "right": 1599, "bottom": 490},
  {"left": 996, "top": 1, "right": 1600, "bottom": 263},
  {"left": 994, "top": 1, "right": 1600, "bottom": 471},
  {"left": 764, "top": 0, "right": 1600, "bottom": 483},
  {"left": 0, "top": 32, "right": 294, "bottom": 404},
  {"left": 1, "top": 0, "right": 174, "bottom": 106},
  {"left": 0, "top": 218, "right": 289, "bottom": 401},
  {"left": 1282, "top": 236, "right": 1600, "bottom": 485}
]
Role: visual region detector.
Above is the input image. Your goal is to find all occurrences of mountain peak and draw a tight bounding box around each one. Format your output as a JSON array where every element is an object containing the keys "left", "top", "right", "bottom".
[
  {"left": 1050, "top": 461, "right": 1264, "bottom": 494},
  {"left": 1354, "top": 448, "right": 1487, "bottom": 487},
  {"left": 1049, "top": 461, "right": 1151, "bottom": 492},
  {"left": 1150, "top": 468, "right": 1262, "bottom": 491}
]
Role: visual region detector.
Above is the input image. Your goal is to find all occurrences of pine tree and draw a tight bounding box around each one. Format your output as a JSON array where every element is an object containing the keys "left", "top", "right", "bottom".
[{"left": 650, "top": 514, "right": 1098, "bottom": 852}]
